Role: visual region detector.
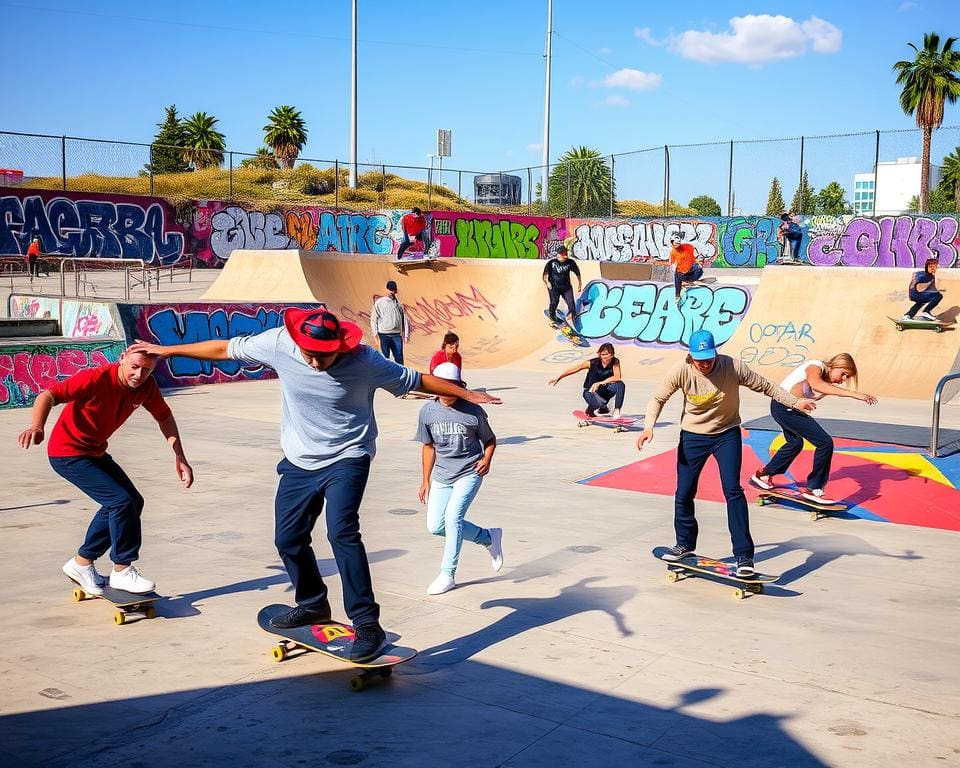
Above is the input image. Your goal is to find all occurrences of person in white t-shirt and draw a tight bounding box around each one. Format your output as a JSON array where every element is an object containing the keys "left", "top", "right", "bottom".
[{"left": 748, "top": 353, "right": 877, "bottom": 504}]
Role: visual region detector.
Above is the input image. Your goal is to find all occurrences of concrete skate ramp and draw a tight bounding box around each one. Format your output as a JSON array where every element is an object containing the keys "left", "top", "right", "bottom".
[
  {"left": 203, "top": 250, "right": 686, "bottom": 374},
  {"left": 722, "top": 265, "right": 960, "bottom": 400}
]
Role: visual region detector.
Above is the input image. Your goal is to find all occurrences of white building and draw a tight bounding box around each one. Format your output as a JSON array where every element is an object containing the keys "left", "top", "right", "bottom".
[{"left": 853, "top": 156, "right": 943, "bottom": 215}]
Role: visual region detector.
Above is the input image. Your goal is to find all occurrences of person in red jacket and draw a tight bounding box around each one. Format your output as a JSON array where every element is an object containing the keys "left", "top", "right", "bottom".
[
  {"left": 25, "top": 235, "right": 42, "bottom": 278},
  {"left": 669, "top": 232, "right": 703, "bottom": 305},
  {"left": 429, "top": 332, "right": 463, "bottom": 375},
  {"left": 17, "top": 349, "right": 193, "bottom": 595},
  {"left": 397, "top": 207, "right": 428, "bottom": 259}
]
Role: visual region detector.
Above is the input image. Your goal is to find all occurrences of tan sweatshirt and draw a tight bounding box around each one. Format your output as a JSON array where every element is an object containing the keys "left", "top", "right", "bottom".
[{"left": 644, "top": 355, "right": 800, "bottom": 435}]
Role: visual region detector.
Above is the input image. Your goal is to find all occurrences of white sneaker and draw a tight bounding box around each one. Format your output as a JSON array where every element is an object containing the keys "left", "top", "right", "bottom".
[
  {"left": 62, "top": 557, "right": 105, "bottom": 595},
  {"left": 426, "top": 573, "right": 456, "bottom": 595},
  {"left": 901, "top": 313, "right": 913, "bottom": 321},
  {"left": 801, "top": 489, "right": 837, "bottom": 505},
  {"left": 487, "top": 527, "right": 504, "bottom": 572},
  {"left": 611, "top": 408, "right": 622, "bottom": 420},
  {"left": 749, "top": 472, "right": 774, "bottom": 491},
  {"left": 919, "top": 311, "right": 937, "bottom": 322},
  {"left": 109, "top": 565, "right": 156, "bottom": 594}
]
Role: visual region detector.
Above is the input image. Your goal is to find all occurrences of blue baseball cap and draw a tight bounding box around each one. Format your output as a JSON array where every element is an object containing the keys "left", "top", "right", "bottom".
[{"left": 688, "top": 329, "right": 717, "bottom": 360}]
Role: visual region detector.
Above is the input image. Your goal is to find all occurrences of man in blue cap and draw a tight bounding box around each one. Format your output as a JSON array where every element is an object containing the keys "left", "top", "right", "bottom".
[{"left": 638, "top": 329, "right": 816, "bottom": 576}]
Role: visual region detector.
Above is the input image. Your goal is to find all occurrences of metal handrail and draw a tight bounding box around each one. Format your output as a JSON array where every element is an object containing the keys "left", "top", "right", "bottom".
[
  {"left": 931, "top": 372, "right": 960, "bottom": 457},
  {"left": 55, "top": 257, "right": 147, "bottom": 300}
]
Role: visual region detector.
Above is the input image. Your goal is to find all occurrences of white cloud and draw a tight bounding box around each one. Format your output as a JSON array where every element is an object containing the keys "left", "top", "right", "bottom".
[
  {"left": 634, "top": 27, "right": 663, "bottom": 47},
  {"left": 605, "top": 95, "right": 630, "bottom": 107},
  {"left": 526, "top": 143, "right": 543, "bottom": 152},
  {"left": 597, "top": 68, "right": 663, "bottom": 91},
  {"left": 672, "top": 14, "right": 842, "bottom": 65}
]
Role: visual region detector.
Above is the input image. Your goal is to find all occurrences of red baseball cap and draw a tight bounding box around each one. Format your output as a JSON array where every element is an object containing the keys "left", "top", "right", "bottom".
[{"left": 283, "top": 308, "right": 362, "bottom": 354}]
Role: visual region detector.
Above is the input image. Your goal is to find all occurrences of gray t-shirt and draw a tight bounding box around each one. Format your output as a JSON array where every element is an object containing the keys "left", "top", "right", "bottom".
[
  {"left": 228, "top": 328, "right": 420, "bottom": 470},
  {"left": 415, "top": 399, "right": 495, "bottom": 484}
]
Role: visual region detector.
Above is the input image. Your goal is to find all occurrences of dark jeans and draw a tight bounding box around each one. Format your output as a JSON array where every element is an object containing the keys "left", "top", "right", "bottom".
[
  {"left": 548, "top": 287, "right": 576, "bottom": 321},
  {"left": 27, "top": 255, "right": 39, "bottom": 277},
  {"left": 274, "top": 455, "right": 379, "bottom": 626},
  {"left": 583, "top": 381, "right": 625, "bottom": 413},
  {"left": 907, "top": 289, "right": 942, "bottom": 317},
  {"left": 785, "top": 236, "right": 802, "bottom": 260},
  {"left": 762, "top": 401, "right": 833, "bottom": 491},
  {"left": 49, "top": 454, "right": 144, "bottom": 564},
  {"left": 397, "top": 232, "right": 426, "bottom": 259},
  {"left": 673, "top": 264, "right": 704, "bottom": 296},
  {"left": 675, "top": 427, "right": 754, "bottom": 558},
  {"left": 378, "top": 333, "right": 404, "bottom": 364}
]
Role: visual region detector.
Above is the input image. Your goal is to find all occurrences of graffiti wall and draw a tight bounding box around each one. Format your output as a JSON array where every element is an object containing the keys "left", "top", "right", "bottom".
[
  {"left": 805, "top": 215, "right": 959, "bottom": 268},
  {"left": 10, "top": 296, "right": 120, "bottom": 338},
  {"left": 430, "top": 212, "right": 565, "bottom": 259},
  {"left": 575, "top": 280, "right": 753, "bottom": 349},
  {"left": 0, "top": 340, "right": 125, "bottom": 409}
]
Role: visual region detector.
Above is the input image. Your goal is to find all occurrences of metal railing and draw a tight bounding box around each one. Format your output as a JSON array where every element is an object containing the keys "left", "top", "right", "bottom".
[{"left": 930, "top": 372, "right": 960, "bottom": 457}]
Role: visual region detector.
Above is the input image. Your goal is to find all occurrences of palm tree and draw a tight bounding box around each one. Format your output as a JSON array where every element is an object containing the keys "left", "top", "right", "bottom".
[
  {"left": 941, "top": 145, "right": 960, "bottom": 208},
  {"left": 240, "top": 147, "right": 280, "bottom": 170},
  {"left": 893, "top": 33, "right": 960, "bottom": 212},
  {"left": 181, "top": 112, "right": 226, "bottom": 170},
  {"left": 547, "top": 146, "right": 615, "bottom": 216},
  {"left": 263, "top": 105, "right": 308, "bottom": 170}
]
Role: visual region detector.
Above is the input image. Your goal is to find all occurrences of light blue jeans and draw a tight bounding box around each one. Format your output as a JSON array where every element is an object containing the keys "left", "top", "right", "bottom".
[{"left": 426, "top": 472, "right": 491, "bottom": 576}]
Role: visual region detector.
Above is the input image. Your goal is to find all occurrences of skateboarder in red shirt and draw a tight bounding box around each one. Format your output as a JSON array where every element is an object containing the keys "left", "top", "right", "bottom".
[
  {"left": 397, "top": 207, "right": 428, "bottom": 259},
  {"left": 25, "top": 235, "right": 42, "bottom": 278},
  {"left": 17, "top": 349, "right": 193, "bottom": 595}
]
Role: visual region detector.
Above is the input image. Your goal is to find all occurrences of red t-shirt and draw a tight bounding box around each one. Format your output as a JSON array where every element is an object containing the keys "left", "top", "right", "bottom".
[
  {"left": 429, "top": 349, "right": 463, "bottom": 374},
  {"left": 46, "top": 363, "right": 172, "bottom": 457},
  {"left": 26, "top": 241, "right": 41, "bottom": 257},
  {"left": 402, "top": 213, "right": 426, "bottom": 236},
  {"left": 670, "top": 243, "right": 696, "bottom": 274}
]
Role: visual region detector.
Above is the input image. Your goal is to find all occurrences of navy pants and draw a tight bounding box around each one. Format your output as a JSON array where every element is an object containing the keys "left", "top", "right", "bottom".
[
  {"left": 673, "top": 264, "right": 704, "bottom": 296},
  {"left": 378, "top": 333, "right": 404, "bottom": 364},
  {"left": 548, "top": 287, "right": 576, "bottom": 321},
  {"left": 907, "top": 289, "right": 942, "bottom": 317},
  {"left": 274, "top": 456, "right": 379, "bottom": 627},
  {"left": 49, "top": 454, "right": 144, "bottom": 564},
  {"left": 762, "top": 401, "right": 833, "bottom": 491},
  {"left": 675, "top": 427, "right": 754, "bottom": 558},
  {"left": 786, "top": 235, "right": 802, "bottom": 260},
  {"left": 583, "top": 381, "right": 625, "bottom": 412}
]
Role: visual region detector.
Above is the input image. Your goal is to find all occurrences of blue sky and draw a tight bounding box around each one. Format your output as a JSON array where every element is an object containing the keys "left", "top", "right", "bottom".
[{"left": 2, "top": 0, "right": 959, "bottom": 212}]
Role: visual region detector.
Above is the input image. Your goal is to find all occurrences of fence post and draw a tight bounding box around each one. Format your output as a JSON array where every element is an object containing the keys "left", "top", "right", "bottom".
[
  {"left": 149, "top": 145, "right": 154, "bottom": 196},
  {"left": 528, "top": 167, "right": 533, "bottom": 214},
  {"left": 381, "top": 164, "right": 387, "bottom": 207},
  {"left": 499, "top": 171, "right": 504, "bottom": 212},
  {"left": 565, "top": 163, "right": 571, "bottom": 218},
  {"left": 61, "top": 136, "right": 67, "bottom": 190},
  {"left": 457, "top": 170, "right": 462, "bottom": 202},
  {"left": 228, "top": 152, "right": 234, "bottom": 200},
  {"left": 873, "top": 130, "right": 880, "bottom": 217},
  {"left": 727, "top": 140, "right": 734, "bottom": 215},
  {"left": 334, "top": 159, "right": 340, "bottom": 209},
  {"left": 609, "top": 155, "right": 615, "bottom": 216},
  {"left": 428, "top": 165, "right": 433, "bottom": 209},
  {"left": 663, "top": 145, "right": 670, "bottom": 216},
  {"left": 798, "top": 136, "right": 805, "bottom": 214}
]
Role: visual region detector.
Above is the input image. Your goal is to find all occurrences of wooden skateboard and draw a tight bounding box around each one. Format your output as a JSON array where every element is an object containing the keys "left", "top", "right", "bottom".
[
  {"left": 544, "top": 309, "right": 587, "bottom": 346},
  {"left": 68, "top": 578, "right": 161, "bottom": 625},
  {"left": 257, "top": 604, "right": 417, "bottom": 691},
  {"left": 392, "top": 256, "right": 441, "bottom": 273},
  {"left": 756, "top": 488, "right": 849, "bottom": 520},
  {"left": 888, "top": 316, "right": 954, "bottom": 333},
  {"left": 652, "top": 547, "right": 779, "bottom": 600},
  {"left": 572, "top": 409, "right": 636, "bottom": 433}
]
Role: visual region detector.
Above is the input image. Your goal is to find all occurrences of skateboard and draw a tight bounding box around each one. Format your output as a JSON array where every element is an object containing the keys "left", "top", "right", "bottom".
[
  {"left": 681, "top": 276, "right": 717, "bottom": 287},
  {"left": 544, "top": 309, "right": 587, "bottom": 346},
  {"left": 572, "top": 410, "right": 636, "bottom": 433},
  {"left": 756, "top": 488, "right": 849, "bottom": 520},
  {"left": 888, "top": 316, "right": 954, "bottom": 333},
  {"left": 652, "top": 547, "right": 779, "bottom": 600},
  {"left": 257, "top": 604, "right": 417, "bottom": 691},
  {"left": 392, "top": 256, "right": 441, "bottom": 273},
  {"left": 68, "top": 578, "right": 161, "bottom": 625}
]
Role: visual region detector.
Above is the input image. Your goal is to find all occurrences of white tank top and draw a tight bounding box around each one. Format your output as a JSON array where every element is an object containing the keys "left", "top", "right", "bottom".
[{"left": 780, "top": 360, "right": 825, "bottom": 399}]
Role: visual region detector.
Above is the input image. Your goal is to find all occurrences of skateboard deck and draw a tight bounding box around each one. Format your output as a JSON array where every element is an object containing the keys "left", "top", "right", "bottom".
[
  {"left": 681, "top": 276, "right": 717, "bottom": 286},
  {"left": 68, "top": 577, "right": 161, "bottom": 625},
  {"left": 652, "top": 547, "right": 778, "bottom": 599},
  {"left": 572, "top": 410, "right": 636, "bottom": 433},
  {"left": 888, "top": 316, "right": 954, "bottom": 333},
  {"left": 393, "top": 256, "right": 440, "bottom": 273},
  {"left": 544, "top": 309, "right": 587, "bottom": 346},
  {"left": 257, "top": 604, "right": 417, "bottom": 691},
  {"left": 756, "top": 488, "right": 848, "bottom": 520}
]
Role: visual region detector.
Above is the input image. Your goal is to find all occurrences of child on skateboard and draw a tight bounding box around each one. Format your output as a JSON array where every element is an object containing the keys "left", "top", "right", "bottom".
[
  {"left": 542, "top": 245, "right": 581, "bottom": 329},
  {"left": 131, "top": 309, "right": 499, "bottom": 661},
  {"left": 17, "top": 348, "right": 194, "bottom": 595},
  {"left": 749, "top": 354, "right": 878, "bottom": 504},
  {"left": 669, "top": 232, "right": 703, "bottom": 305},
  {"left": 902, "top": 257, "right": 945, "bottom": 321},
  {"left": 415, "top": 362, "right": 503, "bottom": 595},
  {"left": 429, "top": 332, "right": 463, "bottom": 375},
  {"left": 548, "top": 343, "right": 626, "bottom": 420},
  {"left": 638, "top": 330, "right": 816, "bottom": 576}
]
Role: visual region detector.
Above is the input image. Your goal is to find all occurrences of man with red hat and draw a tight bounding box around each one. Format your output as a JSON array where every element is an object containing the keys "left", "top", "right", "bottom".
[{"left": 131, "top": 308, "right": 499, "bottom": 662}]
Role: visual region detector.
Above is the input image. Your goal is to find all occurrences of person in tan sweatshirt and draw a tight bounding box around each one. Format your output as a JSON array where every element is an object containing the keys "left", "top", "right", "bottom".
[{"left": 638, "top": 329, "right": 816, "bottom": 577}]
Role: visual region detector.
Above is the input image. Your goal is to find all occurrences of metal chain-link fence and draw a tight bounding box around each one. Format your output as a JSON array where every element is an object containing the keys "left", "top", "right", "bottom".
[{"left": 1, "top": 126, "right": 958, "bottom": 216}]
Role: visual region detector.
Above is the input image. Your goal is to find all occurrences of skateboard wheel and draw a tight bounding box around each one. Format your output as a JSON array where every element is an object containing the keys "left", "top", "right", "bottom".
[
  {"left": 895, "top": 324, "right": 904, "bottom": 331},
  {"left": 808, "top": 511, "right": 818, "bottom": 521},
  {"left": 114, "top": 611, "right": 126, "bottom": 625},
  {"left": 350, "top": 676, "right": 366, "bottom": 692},
  {"left": 757, "top": 497, "right": 766, "bottom": 506},
  {"left": 666, "top": 571, "right": 679, "bottom": 583},
  {"left": 72, "top": 588, "right": 85, "bottom": 602},
  {"left": 379, "top": 668, "right": 393, "bottom": 679},
  {"left": 271, "top": 645, "right": 286, "bottom": 662},
  {"left": 144, "top": 606, "right": 157, "bottom": 620},
  {"left": 733, "top": 589, "right": 745, "bottom": 600},
  {"left": 751, "top": 584, "right": 764, "bottom": 594}
]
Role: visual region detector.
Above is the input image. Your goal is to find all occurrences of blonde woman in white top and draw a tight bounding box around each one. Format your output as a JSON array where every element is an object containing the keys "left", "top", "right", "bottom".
[{"left": 749, "top": 353, "right": 877, "bottom": 504}]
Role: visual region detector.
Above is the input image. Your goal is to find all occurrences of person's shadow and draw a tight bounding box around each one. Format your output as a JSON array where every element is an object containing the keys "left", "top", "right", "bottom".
[
  {"left": 414, "top": 576, "right": 636, "bottom": 668},
  {"left": 757, "top": 534, "right": 920, "bottom": 586}
]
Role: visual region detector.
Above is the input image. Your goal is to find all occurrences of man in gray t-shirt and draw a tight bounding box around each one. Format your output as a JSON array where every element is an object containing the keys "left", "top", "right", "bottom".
[{"left": 132, "top": 310, "right": 500, "bottom": 662}]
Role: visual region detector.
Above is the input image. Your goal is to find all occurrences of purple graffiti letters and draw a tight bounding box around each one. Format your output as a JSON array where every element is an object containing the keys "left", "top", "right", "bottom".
[{"left": 809, "top": 216, "right": 959, "bottom": 268}]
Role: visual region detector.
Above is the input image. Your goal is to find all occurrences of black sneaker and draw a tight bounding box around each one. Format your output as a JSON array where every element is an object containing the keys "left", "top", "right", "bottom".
[
  {"left": 269, "top": 603, "right": 332, "bottom": 629},
  {"left": 585, "top": 407, "right": 597, "bottom": 418},
  {"left": 597, "top": 406, "right": 610, "bottom": 416},
  {"left": 350, "top": 623, "right": 387, "bottom": 662},
  {"left": 736, "top": 557, "right": 755, "bottom": 577},
  {"left": 661, "top": 544, "right": 695, "bottom": 562}
]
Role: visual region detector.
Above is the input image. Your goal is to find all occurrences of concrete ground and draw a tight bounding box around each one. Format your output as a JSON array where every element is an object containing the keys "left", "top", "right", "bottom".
[{"left": 2, "top": 268, "right": 959, "bottom": 767}]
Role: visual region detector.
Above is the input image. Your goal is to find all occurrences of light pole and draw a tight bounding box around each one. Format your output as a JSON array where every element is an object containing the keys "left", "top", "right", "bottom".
[
  {"left": 541, "top": 0, "right": 553, "bottom": 210},
  {"left": 349, "top": 0, "right": 358, "bottom": 189}
]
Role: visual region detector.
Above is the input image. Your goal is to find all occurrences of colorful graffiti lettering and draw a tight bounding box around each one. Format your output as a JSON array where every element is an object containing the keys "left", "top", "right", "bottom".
[
  {"left": 738, "top": 320, "right": 816, "bottom": 368},
  {"left": 807, "top": 215, "right": 960, "bottom": 268},
  {"left": 569, "top": 220, "right": 720, "bottom": 264},
  {"left": 431, "top": 212, "right": 560, "bottom": 260},
  {"left": 0, "top": 191, "right": 184, "bottom": 265},
  {"left": 340, "top": 285, "right": 498, "bottom": 338},
  {"left": 209, "top": 206, "right": 291, "bottom": 261},
  {"left": 0, "top": 342, "right": 123, "bottom": 408},
  {"left": 313, "top": 211, "right": 393, "bottom": 254},
  {"left": 718, "top": 217, "right": 782, "bottom": 267},
  {"left": 576, "top": 280, "right": 751, "bottom": 347}
]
